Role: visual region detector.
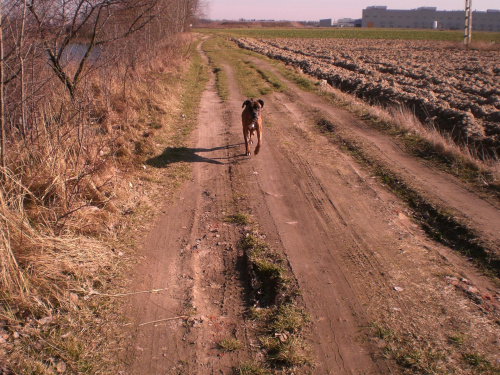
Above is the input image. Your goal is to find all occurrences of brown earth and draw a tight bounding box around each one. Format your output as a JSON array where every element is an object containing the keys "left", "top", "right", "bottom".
[{"left": 121, "top": 39, "right": 500, "bottom": 374}]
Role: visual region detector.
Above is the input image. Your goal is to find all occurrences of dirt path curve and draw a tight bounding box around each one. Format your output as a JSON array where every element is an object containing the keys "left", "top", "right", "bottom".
[{"left": 122, "top": 39, "right": 500, "bottom": 374}]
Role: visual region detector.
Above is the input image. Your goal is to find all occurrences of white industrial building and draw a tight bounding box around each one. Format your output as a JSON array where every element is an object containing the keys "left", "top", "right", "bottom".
[
  {"left": 335, "top": 18, "right": 357, "bottom": 27},
  {"left": 362, "top": 6, "right": 500, "bottom": 31}
]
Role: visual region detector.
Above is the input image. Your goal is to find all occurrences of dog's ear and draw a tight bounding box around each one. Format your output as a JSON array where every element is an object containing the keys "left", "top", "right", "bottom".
[
  {"left": 257, "top": 99, "right": 264, "bottom": 108},
  {"left": 242, "top": 100, "right": 250, "bottom": 108}
]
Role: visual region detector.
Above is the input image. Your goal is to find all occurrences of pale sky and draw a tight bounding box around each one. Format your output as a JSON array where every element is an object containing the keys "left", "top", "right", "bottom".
[{"left": 205, "top": 1, "right": 500, "bottom": 21}]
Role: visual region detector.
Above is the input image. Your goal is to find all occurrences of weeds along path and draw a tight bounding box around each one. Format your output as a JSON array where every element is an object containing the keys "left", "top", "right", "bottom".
[{"left": 123, "top": 36, "right": 500, "bottom": 374}]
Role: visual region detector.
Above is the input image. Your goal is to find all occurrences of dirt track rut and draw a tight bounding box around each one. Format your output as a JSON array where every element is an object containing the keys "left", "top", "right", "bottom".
[{"left": 123, "top": 39, "right": 500, "bottom": 374}]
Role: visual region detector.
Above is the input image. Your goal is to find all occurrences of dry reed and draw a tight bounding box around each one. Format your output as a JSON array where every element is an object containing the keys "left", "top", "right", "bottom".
[{"left": 328, "top": 85, "right": 499, "bottom": 184}]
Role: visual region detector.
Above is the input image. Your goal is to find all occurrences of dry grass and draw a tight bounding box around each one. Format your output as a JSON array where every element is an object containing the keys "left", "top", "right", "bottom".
[
  {"left": 0, "top": 166, "right": 121, "bottom": 373},
  {"left": 376, "top": 104, "right": 498, "bottom": 167},
  {"left": 0, "top": 32, "right": 199, "bottom": 374},
  {"left": 218, "top": 338, "right": 244, "bottom": 352},
  {"left": 317, "top": 83, "right": 500, "bottom": 198},
  {"left": 367, "top": 103, "right": 500, "bottom": 199}
]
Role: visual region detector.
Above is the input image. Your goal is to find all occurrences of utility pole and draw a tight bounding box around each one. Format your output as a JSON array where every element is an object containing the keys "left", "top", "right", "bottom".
[{"left": 464, "top": 0, "right": 472, "bottom": 46}]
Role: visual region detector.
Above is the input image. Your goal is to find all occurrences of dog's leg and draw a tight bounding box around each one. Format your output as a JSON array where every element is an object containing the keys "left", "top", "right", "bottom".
[
  {"left": 243, "top": 128, "right": 251, "bottom": 155},
  {"left": 254, "top": 128, "right": 262, "bottom": 155}
]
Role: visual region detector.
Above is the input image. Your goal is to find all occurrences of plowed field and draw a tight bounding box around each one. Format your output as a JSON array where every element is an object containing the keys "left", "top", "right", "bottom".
[{"left": 234, "top": 37, "right": 500, "bottom": 157}]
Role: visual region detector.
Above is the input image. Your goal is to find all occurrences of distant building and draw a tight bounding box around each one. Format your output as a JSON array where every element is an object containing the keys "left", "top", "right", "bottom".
[
  {"left": 362, "top": 6, "right": 500, "bottom": 31},
  {"left": 319, "top": 18, "right": 332, "bottom": 27},
  {"left": 334, "top": 18, "right": 356, "bottom": 27},
  {"left": 319, "top": 18, "right": 362, "bottom": 28}
]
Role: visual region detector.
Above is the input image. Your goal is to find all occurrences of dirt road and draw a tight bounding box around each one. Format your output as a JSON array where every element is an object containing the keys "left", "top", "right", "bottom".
[{"left": 122, "top": 39, "right": 500, "bottom": 374}]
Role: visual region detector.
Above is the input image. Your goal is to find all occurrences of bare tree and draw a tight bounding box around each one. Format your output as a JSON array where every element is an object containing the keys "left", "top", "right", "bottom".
[
  {"left": 0, "top": 0, "right": 203, "bottom": 149},
  {"left": 26, "top": 0, "right": 163, "bottom": 98}
]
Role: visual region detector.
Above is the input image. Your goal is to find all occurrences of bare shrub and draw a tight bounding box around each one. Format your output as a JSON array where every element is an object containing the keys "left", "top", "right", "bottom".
[{"left": 0, "top": 0, "right": 203, "bottom": 372}]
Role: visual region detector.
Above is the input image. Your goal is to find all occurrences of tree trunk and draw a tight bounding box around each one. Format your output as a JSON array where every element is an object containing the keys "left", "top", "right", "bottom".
[
  {"left": 19, "top": 0, "right": 28, "bottom": 138},
  {"left": 0, "top": 3, "right": 5, "bottom": 174}
]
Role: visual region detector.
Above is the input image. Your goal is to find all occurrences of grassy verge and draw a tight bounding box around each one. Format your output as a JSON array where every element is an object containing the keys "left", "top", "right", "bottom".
[
  {"left": 0, "top": 35, "right": 208, "bottom": 374},
  {"left": 201, "top": 36, "right": 287, "bottom": 100},
  {"left": 238, "top": 231, "right": 312, "bottom": 373},
  {"left": 201, "top": 37, "right": 230, "bottom": 101},
  {"left": 356, "top": 106, "right": 500, "bottom": 203},
  {"left": 144, "top": 40, "right": 209, "bottom": 174}
]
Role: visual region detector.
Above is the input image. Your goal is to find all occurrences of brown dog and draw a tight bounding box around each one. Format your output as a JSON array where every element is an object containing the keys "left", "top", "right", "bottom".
[{"left": 241, "top": 99, "right": 264, "bottom": 156}]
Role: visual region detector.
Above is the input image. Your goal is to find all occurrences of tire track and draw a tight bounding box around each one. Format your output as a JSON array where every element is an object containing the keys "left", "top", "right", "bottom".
[{"left": 219, "top": 65, "right": 392, "bottom": 372}]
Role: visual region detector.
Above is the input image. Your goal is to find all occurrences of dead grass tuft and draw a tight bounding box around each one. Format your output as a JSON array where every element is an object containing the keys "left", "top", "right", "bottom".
[
  {"left": 375, "top": 104, "right": 500, "bottom": 200},
  {"left": 225, "top": 213, "right": 251, "bottom": 226},
  {"left": 236, "top": 361, "right": 272, "bottom": 375},
  {"left": 0, "top": 167, "right": 120, "bottom": 373},
  {"left": 218, "top": 338, "right": 244, "bottom": 352}
]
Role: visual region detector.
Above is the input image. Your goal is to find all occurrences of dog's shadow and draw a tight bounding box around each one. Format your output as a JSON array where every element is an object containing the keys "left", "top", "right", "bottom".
[{"left": 146, "top": 144, "right": 241, "bottom": 168}]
